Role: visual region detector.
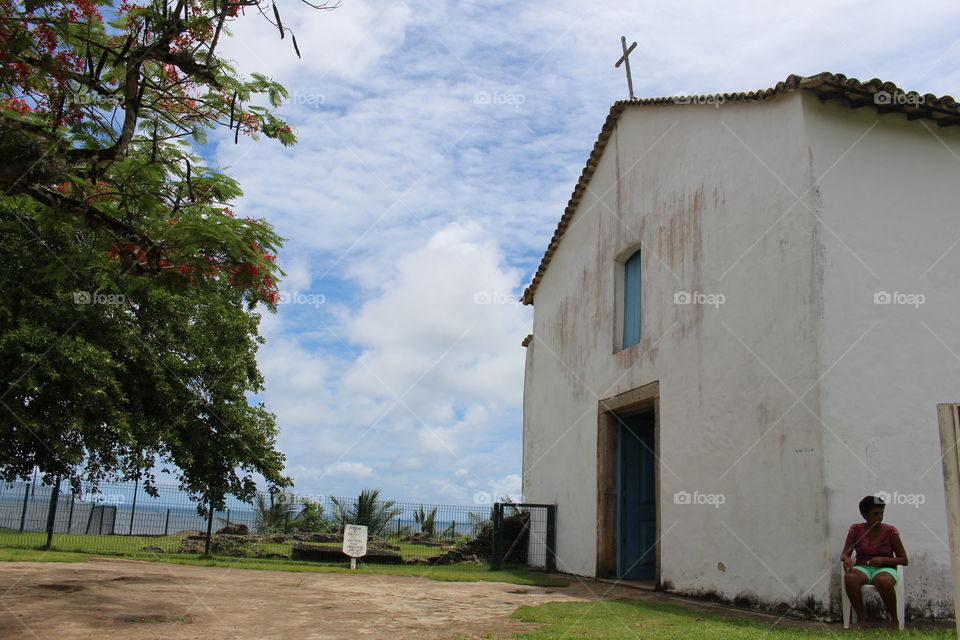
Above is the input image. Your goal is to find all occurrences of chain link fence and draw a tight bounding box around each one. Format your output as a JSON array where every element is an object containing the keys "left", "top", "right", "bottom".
[{"left": 0, "top": 477, "right": 555, "bottom": 573}]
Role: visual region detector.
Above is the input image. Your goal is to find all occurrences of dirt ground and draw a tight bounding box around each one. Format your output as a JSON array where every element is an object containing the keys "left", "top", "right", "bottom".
[
  {"left": 1, "top": 559, "right": 947, "bottom": 639},
  {"left": 0, "top": 559, "right": 608, "bottom": 640}
]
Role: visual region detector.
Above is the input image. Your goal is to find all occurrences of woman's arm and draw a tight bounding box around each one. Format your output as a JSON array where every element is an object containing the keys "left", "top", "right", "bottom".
[
  {"left": 841, "top": 528, "right": 857, "bottom": 572},
  {"left": 890, "top": 533, "right": 908, "bottom": 566},
  {"left": 866, "top": 533, "right": 909, "bottom": 567}
]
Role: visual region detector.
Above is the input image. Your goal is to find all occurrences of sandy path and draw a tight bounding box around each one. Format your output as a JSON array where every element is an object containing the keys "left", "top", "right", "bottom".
[{"left": 0, "top": 559, "right": 594, "bottom": 640}]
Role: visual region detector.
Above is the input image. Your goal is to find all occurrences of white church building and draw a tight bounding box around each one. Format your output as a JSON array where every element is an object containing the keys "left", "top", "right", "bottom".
[{"left": 520, "top": 72, "right": 960, "bottom": 618}]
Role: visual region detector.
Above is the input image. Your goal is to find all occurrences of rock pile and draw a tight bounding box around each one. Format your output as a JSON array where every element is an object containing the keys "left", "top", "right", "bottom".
[
  {"left": 408, "top": 511, "right": 530, "bottom": 566},
  {"left": 215, "top": 523, "right": 250, "bottom": 535},
  {"left": 291, "top": 544, "right": 404, "bottom": 564}
]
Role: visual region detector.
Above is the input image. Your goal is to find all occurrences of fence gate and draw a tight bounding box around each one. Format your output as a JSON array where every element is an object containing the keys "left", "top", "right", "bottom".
[
  {"left": 490, "top": 503, "right": 556, "bottom": 572},
  {"left": 85, "top": 505, "right": 117, "bottom": 535}
]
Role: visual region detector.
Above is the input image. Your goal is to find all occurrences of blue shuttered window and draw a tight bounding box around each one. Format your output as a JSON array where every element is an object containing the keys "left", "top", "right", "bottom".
[{"left": 622, "top": 250, "right": 642, "bottom": 348}]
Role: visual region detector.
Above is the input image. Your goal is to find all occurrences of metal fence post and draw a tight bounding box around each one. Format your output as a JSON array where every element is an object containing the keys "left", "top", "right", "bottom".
[
  {"left": 84, "top": 501, "right": 96, "bottom": 534},
  {"left": 163, "top": 508, "right": 171, "bottom": 536},
  {"left": 203, "top": 501, "right": 214, "bottom": 556},
  {"left": 67, "top": 493, "right": 75, "bottom": 534},
  {"left": 18, "top": 481, "right": 30, "bottom": 532},
  {"left": 44, "top": 478, "right": 61, "bottom": 549},
  {"left": 546, "top": 505, "right": 557, "bottom": 573},
  {"left": 128, "top": 475, "right": 139, "bottom": 535},
  {"left": 491, "top": 503, "right": 503, "bottom": 571}
]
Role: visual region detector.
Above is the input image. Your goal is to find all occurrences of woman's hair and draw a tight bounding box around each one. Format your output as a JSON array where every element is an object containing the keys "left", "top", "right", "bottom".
[{"left": 859, "top": 495, "right": 886, "bottom": 516}]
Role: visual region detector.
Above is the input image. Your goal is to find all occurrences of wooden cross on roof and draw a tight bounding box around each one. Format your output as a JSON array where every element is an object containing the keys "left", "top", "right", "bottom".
[{"left": 615, "top": 36, "right": 638, "bottom": 100}]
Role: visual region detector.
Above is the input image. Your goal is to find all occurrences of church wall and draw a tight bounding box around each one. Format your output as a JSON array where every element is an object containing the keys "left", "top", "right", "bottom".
[
  {"left": 804, "top": 93, "right": 960, "bottom": 617},
  {"left": 523, "top": 92, "right": 835, "bottom": 612}
]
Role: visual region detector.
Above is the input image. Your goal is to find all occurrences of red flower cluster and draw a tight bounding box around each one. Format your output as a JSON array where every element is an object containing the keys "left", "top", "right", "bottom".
[{"left": 1, "top": 98, "right": 33, "bottom": 114}]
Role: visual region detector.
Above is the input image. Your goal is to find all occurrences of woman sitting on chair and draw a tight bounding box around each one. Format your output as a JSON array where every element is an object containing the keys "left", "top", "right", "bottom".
[{"left": 841, "top": 495, "right": 909, "bottom": 631}]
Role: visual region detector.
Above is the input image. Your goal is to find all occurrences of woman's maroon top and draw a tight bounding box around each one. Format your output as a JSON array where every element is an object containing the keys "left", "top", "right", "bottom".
[{"left": 849, "top": 522, "right": 900, "bottom": 566}]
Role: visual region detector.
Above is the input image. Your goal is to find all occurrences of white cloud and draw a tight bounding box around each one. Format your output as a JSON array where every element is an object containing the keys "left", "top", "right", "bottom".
[
  {"left": 218, "top": 0, "right": 412, "bottom": 83},
  {"left": 254, "top": 220, "right": 528, "bottom": 501},
  {"left": 206, "top": 0, "right": 960, "bottom": 503},
  {"left": 324, "top": 461, "right": 378, "bottom": 480}
]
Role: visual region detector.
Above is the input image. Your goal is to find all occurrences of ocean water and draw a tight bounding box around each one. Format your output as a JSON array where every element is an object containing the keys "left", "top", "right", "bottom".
[{"left": 0, "top": 481, "right": 483, "bottom": 537}]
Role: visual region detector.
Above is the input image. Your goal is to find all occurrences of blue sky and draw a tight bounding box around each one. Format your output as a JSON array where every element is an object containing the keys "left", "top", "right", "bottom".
[{"left": 204, "top": 0, "right": 960, "bottom": 505}]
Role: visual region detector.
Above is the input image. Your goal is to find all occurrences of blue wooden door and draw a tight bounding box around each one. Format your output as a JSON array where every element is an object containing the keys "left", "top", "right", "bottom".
[{"left": 617, "top": 411, "right": 656, "bottom": 580}]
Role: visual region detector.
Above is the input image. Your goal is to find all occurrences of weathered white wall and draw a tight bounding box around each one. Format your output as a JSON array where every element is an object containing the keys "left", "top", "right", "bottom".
[
  {"left": 523, "top": 92, "right": 836, "bottom": 611},
  {"left": 804, "top": 94, "right": 960, "bottom": 616}
]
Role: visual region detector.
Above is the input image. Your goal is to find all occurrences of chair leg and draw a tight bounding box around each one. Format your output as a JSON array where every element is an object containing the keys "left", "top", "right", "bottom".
[
  {"left": 897, "top": 586, "right": 905, "bottom": 630},
  {"left": 842, "top": 585, "right": 851, "bottom": 628}
]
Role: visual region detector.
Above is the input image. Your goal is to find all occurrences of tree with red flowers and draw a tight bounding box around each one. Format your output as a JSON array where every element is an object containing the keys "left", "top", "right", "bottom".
[
  {"left": 0, "top": 0, "right": 333, "bottom": 305},
  {"left": 0, "top": 0, "right": 333, "bottom": 507}
]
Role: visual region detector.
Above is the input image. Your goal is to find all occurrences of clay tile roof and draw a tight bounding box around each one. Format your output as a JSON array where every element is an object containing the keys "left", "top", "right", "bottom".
[{"left": 520, "top": 72, "right": 960, "bottom": 305}]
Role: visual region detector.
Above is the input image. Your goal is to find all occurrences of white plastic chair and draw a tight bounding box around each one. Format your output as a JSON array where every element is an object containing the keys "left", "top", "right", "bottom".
[{"left": 841, "top": 565, "right": 905, "bottom": 630}]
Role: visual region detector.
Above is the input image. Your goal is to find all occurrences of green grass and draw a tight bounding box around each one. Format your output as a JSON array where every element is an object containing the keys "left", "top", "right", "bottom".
[
  {"left": 0, "top": 528, "right": 468, "bottom": 563},
  {"left": 0, "top": 547, "right": 567, "bottom": 586},
  {"left": 507, "top": 599, "right": 952, "bottom": 640}
]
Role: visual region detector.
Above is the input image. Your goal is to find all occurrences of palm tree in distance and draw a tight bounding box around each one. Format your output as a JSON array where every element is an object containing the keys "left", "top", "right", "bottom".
[
  {"left": 413, "top": 505, "right": 438, "bottom": 537},
  {"left": 331, "top": 489, "right": 402, "bottom": 537},
  {"left": 253, "top": 491, "right": 297, "bottom": 534}
]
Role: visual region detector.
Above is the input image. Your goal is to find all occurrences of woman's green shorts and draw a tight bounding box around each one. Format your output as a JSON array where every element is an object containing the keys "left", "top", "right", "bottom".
[{"left": 853, "top": 565, "right": 898, "bottom": 584}]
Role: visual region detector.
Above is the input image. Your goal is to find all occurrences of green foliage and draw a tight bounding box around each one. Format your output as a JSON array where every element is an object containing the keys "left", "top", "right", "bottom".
[
  {"left": 413, "top": 505, "right": 437, "bottom": 537},
  {"left": 0, "top": 0, "right": 320, "bottom": 308},
  {"left": 0, "top": 0, "right": 344, "bottom": 507},
  {"left": 252, "top": 493, "right": 334, "bottom": 534},
  {"left": 331, "top": 489, "right": 402, "bottom": 537},
  {"left": 440, "top": 521, "right": 457, "bottom": 539},
  {"left": 0, "top": 202, "right": 288, "bottom": 507},
  {"left": 468, "top": 511, "right": 492, "bottom": 535},
  {"left": 288, "top": 498, "right": 334, "bottom": 534},
  {"left": 253, "top": 492, "right": 297, "bottom": 534}
]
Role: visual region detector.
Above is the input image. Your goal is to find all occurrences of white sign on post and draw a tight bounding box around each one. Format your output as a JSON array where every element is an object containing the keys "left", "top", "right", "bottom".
[{"left": 342, "top": 524, "right": 368, "bottom": 570}]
